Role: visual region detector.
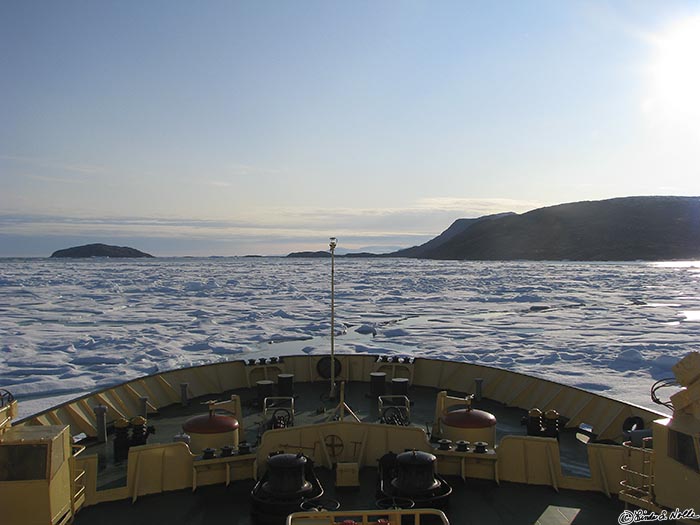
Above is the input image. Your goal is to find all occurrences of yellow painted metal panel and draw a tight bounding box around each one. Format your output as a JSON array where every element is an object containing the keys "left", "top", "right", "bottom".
[
  {"left": 257, "top": 421, "right": 431, "bottom": 476},
  {"left": 653, "top": 418, "right": 700, "bottom": 510},
  {"left": 0, "top": 479, "right": 52, "bottom": 525},
  {"left": 498, "top": 436, "right": 562, "bottom": 487},
  {"left": 126, "top": 442, "right": 194, "bottom": 500}
]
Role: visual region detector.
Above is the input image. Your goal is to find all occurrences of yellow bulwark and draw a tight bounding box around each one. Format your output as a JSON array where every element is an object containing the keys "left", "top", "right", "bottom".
[
  {"left": 4, "top": 354, "right": 698, "bottom": 524},
  {"left": 286, "top": 508, "right": 449, "bottom": 525}
]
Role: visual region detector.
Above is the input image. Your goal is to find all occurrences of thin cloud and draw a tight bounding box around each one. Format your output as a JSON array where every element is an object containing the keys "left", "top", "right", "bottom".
[
  {"left": 0, "top": 196, "right": 540, "bottom": 239},
  {"left": 273, "top": 197, "right": 540, "bottom": 220},
  {"left": 0, "top": 214, "right": 436, "bottom": 240},
  {"left": 0, "top": 196, "right": 542, "bottom": 256},
  {"left": 0, "top": 155, "right": 108, "bottom": 176},
  {"left": 15, "top": 173, "right": 84, "bottom": 185},
  {"left": 414, "top": 197, "right": 543, "bottom": 214},
  {"left": 201, "top": 165, "right": 285, "bottom": 188},
  {"left": 229, "top": 164, "right": 283, "bottom": 177}
]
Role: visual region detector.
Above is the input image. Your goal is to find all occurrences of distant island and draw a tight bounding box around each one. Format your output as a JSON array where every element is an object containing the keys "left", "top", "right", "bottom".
[
  {"left": 51, "top": 243, "right": 154, "bottom": 258},
  {"left": 286, "top": 196, "right": 700, "bottom": 261},
  {"left": 287, "top": 250, "right": 331, "bottom": 258},
  {"left": 287, "top": 251, "right": 378, "bottom": 258}
]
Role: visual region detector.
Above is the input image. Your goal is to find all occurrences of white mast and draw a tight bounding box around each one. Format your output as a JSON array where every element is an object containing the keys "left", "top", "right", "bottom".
[{"left": 329, "top": 237, "right": 337, "bottom": 399}]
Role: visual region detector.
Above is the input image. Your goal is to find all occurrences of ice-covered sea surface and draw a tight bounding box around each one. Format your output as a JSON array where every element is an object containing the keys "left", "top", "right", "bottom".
[{"left": 1, "top": 257, "right": 699, "bottom": 418}]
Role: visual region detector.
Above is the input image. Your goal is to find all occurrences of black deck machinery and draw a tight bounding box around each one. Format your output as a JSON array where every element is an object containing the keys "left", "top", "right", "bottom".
[
  {"left": 250, "top": 452, "right": 334, "bottom": 524},
  {"left": 377, "top": 450, "right": 452, "bottom": 514}
]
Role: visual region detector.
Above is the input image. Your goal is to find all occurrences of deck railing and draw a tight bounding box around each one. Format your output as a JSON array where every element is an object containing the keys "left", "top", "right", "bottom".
[
  {"left": 70, "top": 444, "right": 87, "bottom": 517},
  {"left": 620, "top": 437, "right": 657, "bottom": 510},
  {"left": 286, "top": 508, "right": 450, "bottom": 525}
]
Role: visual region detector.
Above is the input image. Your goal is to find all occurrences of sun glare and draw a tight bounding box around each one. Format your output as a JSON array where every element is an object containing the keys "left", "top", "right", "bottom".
[{"left": 647, "top": 16, "right": 700, "bottom": 129}]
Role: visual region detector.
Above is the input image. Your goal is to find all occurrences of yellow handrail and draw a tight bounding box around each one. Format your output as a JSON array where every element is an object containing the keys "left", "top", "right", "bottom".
[
  {"left": 286, "top": 508, "right": 449, "bottom": 525},
  {"left": 620, "top": 438, "right": 655, "bottom": 501},
  {"left": 69, "top": 443, "right": 88, "bottom": 517}
]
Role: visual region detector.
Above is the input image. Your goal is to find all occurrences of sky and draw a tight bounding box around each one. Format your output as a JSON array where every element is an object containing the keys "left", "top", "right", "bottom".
[{"left": 2, "top": 1, "right": 700, "bottom": 256}]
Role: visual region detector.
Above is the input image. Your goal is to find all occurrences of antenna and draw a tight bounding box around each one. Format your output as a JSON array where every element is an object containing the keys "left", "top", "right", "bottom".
[{"left": 329, "top": 237, "right": 337, "bottom": 400}]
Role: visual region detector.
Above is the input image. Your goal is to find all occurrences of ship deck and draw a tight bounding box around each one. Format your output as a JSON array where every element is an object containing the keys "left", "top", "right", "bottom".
[
  {"left": 72, "top": 377, "right": 623, "bottom": 525},
  {"left": 74, "top": 474, "right": 623, "bottom": 525}
]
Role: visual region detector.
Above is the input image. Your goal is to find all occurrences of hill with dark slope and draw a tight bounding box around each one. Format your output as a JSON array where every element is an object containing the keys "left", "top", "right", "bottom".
[
  {"left": 421, "top": 196, "right": 700, "bottom": 261},
  {"left": 287, "top": 251, "right": 331, "bottom": 258},
  {"left": 286, "top": 251, "right": 379, "bottom": 258},
  {"left": 51, "top": 244, "right": 154, "bottom": 258},
  {"left": 390, "top": 213, "right": 514, "bottom": 258}
]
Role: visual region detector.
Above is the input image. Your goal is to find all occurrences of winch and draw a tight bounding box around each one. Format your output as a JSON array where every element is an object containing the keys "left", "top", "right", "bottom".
[
  {"left": 251, "top": 452, "right": 333, "bottom": 524},
  {"left": 262, "top": 453, "right": 313, "bottom": 497},
  {"left": 392, "top": 450, "right": 441, "bottom": 495},
  {"left": 377, "top": 450, "right": 452, "bottom": 511}
]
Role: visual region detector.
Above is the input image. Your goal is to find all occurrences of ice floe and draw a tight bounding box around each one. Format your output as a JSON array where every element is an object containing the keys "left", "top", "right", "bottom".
[{"left": 1, "top": 257, "right": 699, "bottom": 417}]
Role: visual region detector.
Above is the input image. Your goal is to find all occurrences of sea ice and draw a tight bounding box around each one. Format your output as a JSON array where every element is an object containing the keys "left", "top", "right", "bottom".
[
  {"left": 355, "top": 324, "right": 377, "bottom": 335},
  {"left": 381, "top": 328, "right": 410, "bottom": 338},
  {"left": 2, "top": 257, "right": 699, "bottom": 418},
  {"left": 614, "top": 348, "right": 645, "bottom": 364}
]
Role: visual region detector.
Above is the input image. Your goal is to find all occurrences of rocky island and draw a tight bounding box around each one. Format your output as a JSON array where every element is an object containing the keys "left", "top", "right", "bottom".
[{"left": 51, "top": 243, "right": 154, "bottom": 258}]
